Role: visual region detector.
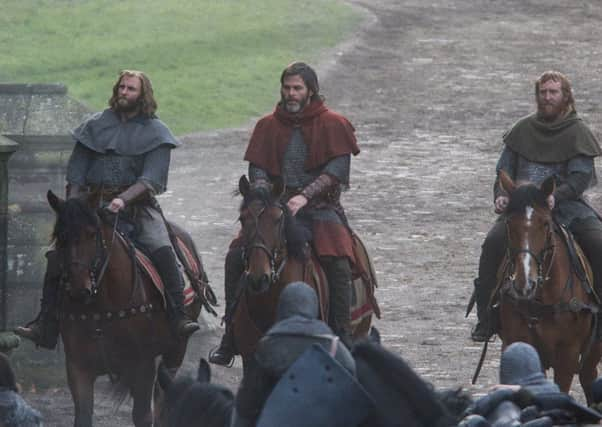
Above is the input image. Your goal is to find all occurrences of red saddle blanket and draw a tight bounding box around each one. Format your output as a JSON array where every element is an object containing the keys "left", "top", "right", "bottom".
[{"left": 118, "top": 234, "right": 201, "bottom": 308}]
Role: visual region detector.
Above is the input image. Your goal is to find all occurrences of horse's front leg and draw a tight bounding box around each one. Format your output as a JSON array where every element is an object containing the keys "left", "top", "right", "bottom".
[
  {"left": 129, "top": 360, "right": 156, "bottom": 427},
  {"left": 579, "top": 341, "right": 602, "bottom": 404},
  {"left": 553, "top": 344, "right": 580, "bottom": 393},
  {"left": 66, "top": 360, "right": 96, "bottom": 427}
]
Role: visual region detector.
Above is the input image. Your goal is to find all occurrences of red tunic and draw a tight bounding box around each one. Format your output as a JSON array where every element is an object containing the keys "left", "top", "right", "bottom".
[
  {"left": 244, "top": 100, "right": 359, "bottom": 176},
  {"left": 240, "top": 100, "right": 359, "bottom": 261}
]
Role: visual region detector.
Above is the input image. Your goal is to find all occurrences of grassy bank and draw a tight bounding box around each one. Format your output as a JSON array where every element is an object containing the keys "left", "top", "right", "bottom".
[{"left": 1, "top": 0, "right": 360, "bottom": 134}]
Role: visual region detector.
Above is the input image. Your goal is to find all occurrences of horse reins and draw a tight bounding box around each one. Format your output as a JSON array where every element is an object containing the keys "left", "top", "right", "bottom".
[
  {"left": 92, "top": 211, "right": 120, "bottom": 294},
  {"left": 504, "top": 218, "right": 556, "bottom": 295},
  {"left": 241, "top": 203, "right": 288, "bottom": 284},
  {"left": 502, "top": 218, "right": 599, "bottom": 372},
  {"left": 61, "top": 211, "right": 120, "bottom": 297}
]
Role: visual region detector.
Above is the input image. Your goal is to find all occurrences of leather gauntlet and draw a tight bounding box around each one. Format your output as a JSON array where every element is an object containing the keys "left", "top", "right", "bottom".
[
  {"left": 301, "top": 174, "right": 337, "bottom": 201},
  {"left": 117, "top": 181, "right": 152, "bottom": 206}
]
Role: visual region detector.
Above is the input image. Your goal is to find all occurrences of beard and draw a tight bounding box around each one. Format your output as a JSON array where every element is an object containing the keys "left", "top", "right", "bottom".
[
  {"left": 115, "top": 96, "right": 141, "bottom": 113},
  {"left": 537, "top": 99, "right": 567, "bottom": 122},
  {"left": 282, "top": 94, "right": 310, "bottom": 113}
]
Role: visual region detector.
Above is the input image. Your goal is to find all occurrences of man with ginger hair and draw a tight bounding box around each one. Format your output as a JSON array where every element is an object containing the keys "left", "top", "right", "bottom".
[
  {"left": 470, "top": 70, "right": 602, "bottom": 341},
  {"left": 15, "top": 70, "right": 200, "bottom": 348}
]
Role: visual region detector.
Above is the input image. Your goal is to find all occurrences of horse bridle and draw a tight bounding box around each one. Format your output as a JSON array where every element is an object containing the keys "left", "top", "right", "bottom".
[
  {"left": 241, "top": 202, "right": 287, "bottom": 284},
  {"left": 61, "top": 212, "right": 120, "bottom": 297},
  {"left": 504, "top": 216, "right": 556, "bottom": 293}
]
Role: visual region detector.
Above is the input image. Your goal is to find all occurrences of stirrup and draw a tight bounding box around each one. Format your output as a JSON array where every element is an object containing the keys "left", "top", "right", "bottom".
[
  {"left": 14, "top": 321, "right": 58, "bottom": 350},
  {"left": 176, "top": 319, "right": 200, "bottom": 338},
  {"left": 208, "top": 345, "right": 235, "bottom": 367},
  {"left": 14, "top": 316, "right": 44, "bottom": 340},
  {"left": 471, "top": 322, "right": 494, "bottom": 343},
  {"left": 14, "top": 325, "right": 41, "bottom": 342}
]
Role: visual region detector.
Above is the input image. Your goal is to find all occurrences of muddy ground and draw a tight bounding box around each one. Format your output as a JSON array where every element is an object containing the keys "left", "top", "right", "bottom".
[{"left": 21, "top": 0, "right": 602, "bottom": 425}]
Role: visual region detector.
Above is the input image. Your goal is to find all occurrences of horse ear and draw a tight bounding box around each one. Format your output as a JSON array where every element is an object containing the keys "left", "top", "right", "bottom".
[
  {"left": 498, "top": 170, "right": 516, "bottom": 194},
  {"left": 197, "top": 358, "right": 211, "bottom": 383},
  {"left": 272, "top": 176, "right": 285, "bottom": 198},
  {"left": 541, "top": 175, "right": 556, "bottom": 198},
  {"left": 47, "top": 190, "right": 64, "bottom": 212},
  {"left": 239, "top": 175, "right": 251, "bottom": 197}
]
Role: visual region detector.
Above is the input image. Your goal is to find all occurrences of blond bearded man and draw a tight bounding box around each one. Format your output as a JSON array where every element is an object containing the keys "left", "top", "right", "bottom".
[{"left": 471, "top": 71, "right": 602, "bottom": 341}]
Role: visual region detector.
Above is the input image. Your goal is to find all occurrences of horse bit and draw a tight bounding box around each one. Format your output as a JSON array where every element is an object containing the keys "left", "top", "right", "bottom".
[
  {"left": 504, "top": 218, "right": 555, "bottom": 294},
  {"left": 61, "top": 212, "right": 120, "bottom": 297},
  {"left": 241, "top": 203, "right": 287, "bottom": 284}
]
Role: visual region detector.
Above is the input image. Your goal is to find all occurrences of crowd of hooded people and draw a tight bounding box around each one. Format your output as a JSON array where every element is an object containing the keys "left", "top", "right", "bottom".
[
  {"left": 153, "top": 281, "right": 602, "bottom": 427},
  {"left": 3, "top": 282, "right": 602, "bottom": 426},
  {"left": 5, "top": 282, "right": 602, "bottom": 427}
]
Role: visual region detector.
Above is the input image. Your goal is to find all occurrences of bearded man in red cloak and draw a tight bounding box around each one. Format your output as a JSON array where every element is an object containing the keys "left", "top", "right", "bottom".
[{"left": 210, "top": 62, "right": 360, "bottom": 366}]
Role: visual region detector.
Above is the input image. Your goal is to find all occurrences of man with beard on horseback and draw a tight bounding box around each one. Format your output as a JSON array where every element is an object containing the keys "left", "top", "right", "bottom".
[
  {"left": 209, "top": 61, "right": 360, "bottom": 366},
  {"left": 15, "top": 69, "right": 200, "bottom": 348},
  {"left": 470, "top": 70, "right": 602, "bottom": 342}
]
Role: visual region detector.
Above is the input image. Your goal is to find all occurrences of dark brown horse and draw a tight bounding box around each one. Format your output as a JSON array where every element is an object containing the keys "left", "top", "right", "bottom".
[
  {"left": 496, "top": 170, "right": 602, "bottom": 401},
  {"left": 231, "top": 176, "right": 374, "bottom": 367},
  {"left": 47, "top": 191, "right": 202, "bottom": 427}
]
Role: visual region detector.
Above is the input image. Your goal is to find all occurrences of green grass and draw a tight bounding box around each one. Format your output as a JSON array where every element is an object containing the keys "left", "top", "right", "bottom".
[{"left": 0, "top": 0, "right": 360, "bottom": 134}]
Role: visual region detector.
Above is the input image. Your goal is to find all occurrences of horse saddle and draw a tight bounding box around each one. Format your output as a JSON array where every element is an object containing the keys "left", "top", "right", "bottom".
[
  {"left": 256, "top": 344, "right": 374, "bottom": 427},
  {"left": 557, "top": 224, "right": 596, "bottom": 301},
  {"left": 117, "top": 222, "right": 217, "bottom": 314},
  {"left": 307, "top": 233, "right": 380, "bottom": 326}
]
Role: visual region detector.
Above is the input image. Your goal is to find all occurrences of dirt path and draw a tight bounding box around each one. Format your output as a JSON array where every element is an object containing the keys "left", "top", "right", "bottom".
[{"left": 24, "top": 0, "right": 602, "bottom": 424}]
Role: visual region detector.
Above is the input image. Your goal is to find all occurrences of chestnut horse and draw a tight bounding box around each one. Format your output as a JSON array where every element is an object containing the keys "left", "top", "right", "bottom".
[
  {"left": 231, "top": 176, "right": 375, "bottom": 368},
  {"left": 47, "top": 191, "right": 203, "bottom": 427},
  {"left": 496, "top": 170, "right": 601, "bottom": 401}
]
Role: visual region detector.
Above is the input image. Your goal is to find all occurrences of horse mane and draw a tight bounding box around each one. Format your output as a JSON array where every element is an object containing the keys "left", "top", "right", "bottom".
[
  {"left": 352, "top": 340, "right": 455, "bottom": 427},
  {"left": 240, "top": 188, "right": 310, "bottom": 261},
  {"left": 159, "top": 361, "right": 234, "bottom": 427},
  {"left": 505, "top": 184, "right": 548, "bottom": 215},
  {"left": 51, "top": 197, "right": 99, "bottom": 245}
]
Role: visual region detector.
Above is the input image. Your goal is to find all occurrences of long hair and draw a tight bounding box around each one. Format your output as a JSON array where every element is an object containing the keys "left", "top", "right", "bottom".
[
  {"left": 280, "top": 62, "right": 323, "bottom": 102},
  {"left": 534, "top": 70, "right": 575, "bottom": 113},
  {"left": 108, "top": 70, "right": 158, "bottom": 117}
]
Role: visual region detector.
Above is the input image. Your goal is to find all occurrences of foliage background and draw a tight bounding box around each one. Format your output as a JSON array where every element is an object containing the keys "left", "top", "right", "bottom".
[{"left": 0, "top": 0, "right": 359, "bottom": 134}]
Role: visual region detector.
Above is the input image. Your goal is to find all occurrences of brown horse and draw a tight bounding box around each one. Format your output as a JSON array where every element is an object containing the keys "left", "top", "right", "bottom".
[
  {"left": 231, "top": 176, "right": 375, "bottom": 368},
  {"left": 496, "top": 170, "right": 602, "bottom": 401},
  {"left": 46, "top": 190, "right": 203, "bottom": 427}
]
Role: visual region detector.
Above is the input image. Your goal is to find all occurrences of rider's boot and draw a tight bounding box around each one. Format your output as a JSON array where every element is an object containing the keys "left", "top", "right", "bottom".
[
  {"left": 152, "top": 246, "right": 200, "bottom": 338},
  {"left": 568, "top": 217, "right": 602, "bottom": 341},
  {"left": 471, "top": 278, "right": 495, "bottom": 342},
  {"left": 209, "top": 248, "right": 244, "bottom": 366},
  {"left": 14, "top": 251, "right": 61, "bottom": 349},
  {"left": 322, "top": 256, "right": 353, "bottom": 349},
  {"left": 471, "top": 222, "right": 505, "bottom": 342}
]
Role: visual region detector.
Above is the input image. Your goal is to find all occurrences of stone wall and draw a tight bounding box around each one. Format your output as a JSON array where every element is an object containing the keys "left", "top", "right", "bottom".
[{"left": 0, "top": 84, "right": 91, "bottom": 330}]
